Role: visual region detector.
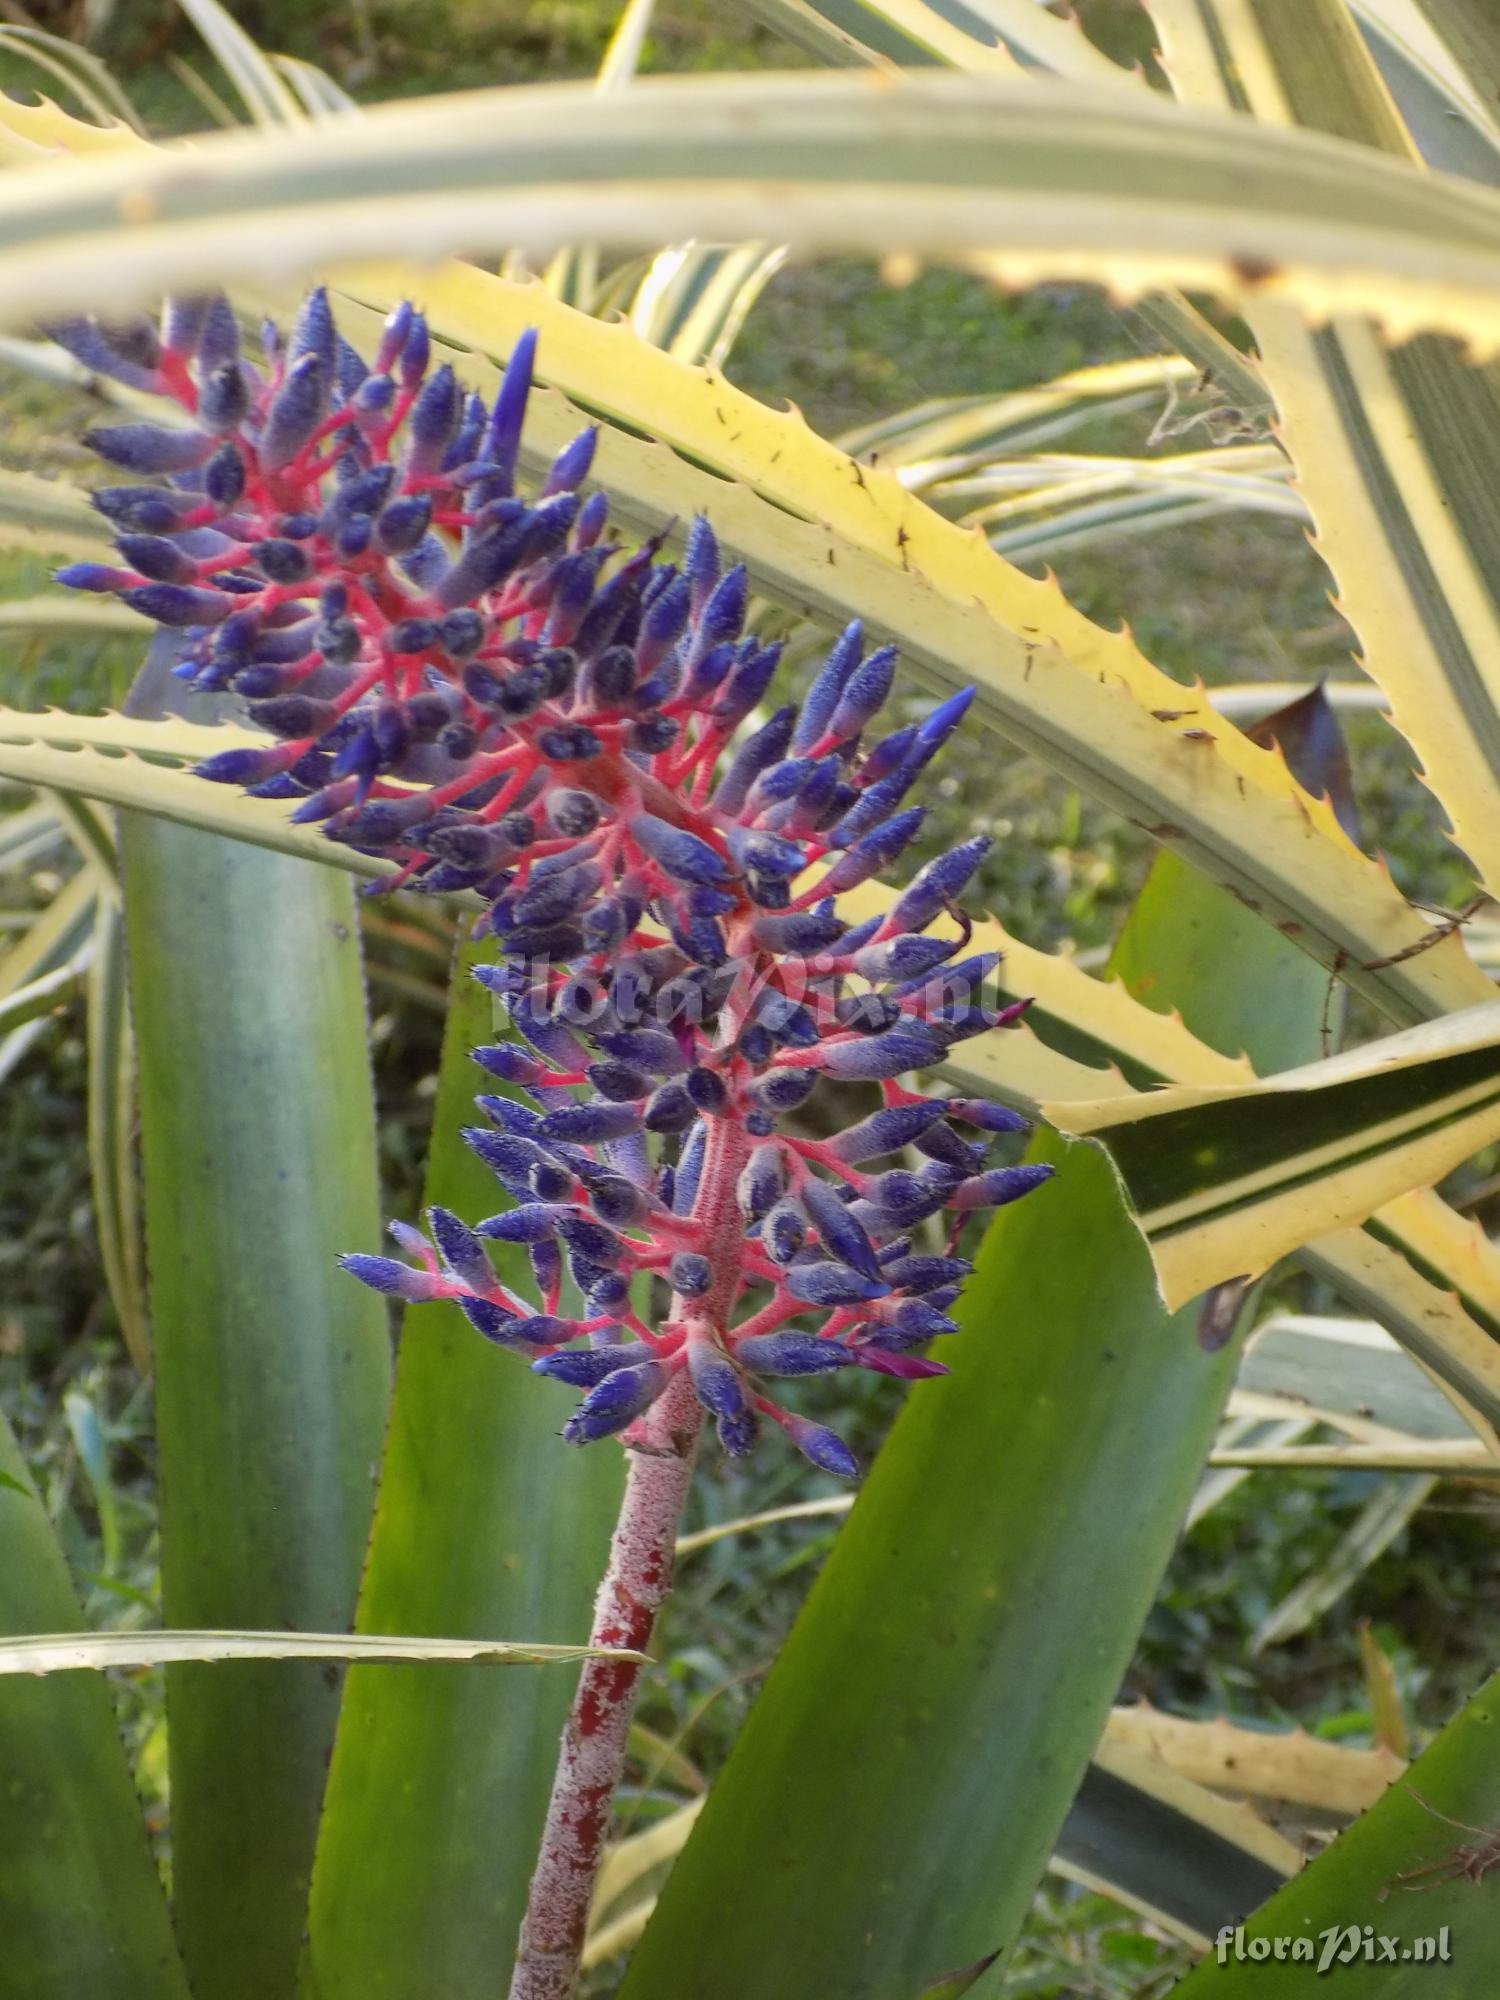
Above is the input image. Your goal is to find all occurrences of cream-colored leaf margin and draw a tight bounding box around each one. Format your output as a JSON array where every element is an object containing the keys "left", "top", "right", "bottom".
[{"left": 0, "top": 1629, "right": 640, "bottom": 1674}]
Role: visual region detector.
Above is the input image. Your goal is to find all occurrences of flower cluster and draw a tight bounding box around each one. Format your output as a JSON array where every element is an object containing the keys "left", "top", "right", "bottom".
[{"left": 57, "top": 289, "right": 1054, "bottom": 1477}]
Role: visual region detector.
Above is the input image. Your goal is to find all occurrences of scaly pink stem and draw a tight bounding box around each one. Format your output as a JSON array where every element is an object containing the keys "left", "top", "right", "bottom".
[{"left": 507, "top": 1116, "right": 752, "bottom": 2000}]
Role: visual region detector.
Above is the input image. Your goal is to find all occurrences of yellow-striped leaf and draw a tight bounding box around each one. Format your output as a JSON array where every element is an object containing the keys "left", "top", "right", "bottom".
[{"left": 1046, "top": 998, "right": 1500, "bottom": 1306}]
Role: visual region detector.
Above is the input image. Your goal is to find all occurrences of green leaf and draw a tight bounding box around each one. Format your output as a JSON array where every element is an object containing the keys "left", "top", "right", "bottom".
[
  {"left": 1046, "top": 997, "right": 1500, "bottom": 1309},
  {"left": 303, "top": 935, "right": 623, "bottom": 2000},
  {"left": 120, "top": 650, "right": 392, "bottom": 2000},
  {"left": 0, "top": 466, "right": 113, "bottom": 558},
  {"left": 1239, "top": 1314, "right": 1482, "bottom": 1442},
  {"left": 1055, "top": 1749, "right": 1295, "bottom": 1949},
  {"left": 1250, "top": 1474, "right": 1438, "bottom": 1652},
  {"left": 916, "top": 1954, "right": 1003, "bottom": 1998},
  {"left": 86, "top": 894, "right": 151, "bottom": 1371},
  {"left": 1145, "top": 0, "right": 1500, "bottom": 888},
  {"left": 8, "top": 72, "right": 1500, "bottom": 350},
  {"left": 0, "top": 1414, "right": 191, "bottom": 2000},
  {"left": 0, "top": 707, "right": 387, "bottom": 876},
  {"left": 616, "top": 846, "right": 1326, "bottom": 1999},
  {"left": 174, "top": 0, "right": 306, "bottom": 127},
  {"left": 0, "top": 946, "right": 90, "bottom": 1032},
  {"left": 1171, "top": 1666, "right": 1500, "bottom": 1995},
  {"left": 0, "top": 594, "right": 147, "bottom": 636},
  {"left": 0, "top": 1631, "right": 642, "bottom": 1673}
]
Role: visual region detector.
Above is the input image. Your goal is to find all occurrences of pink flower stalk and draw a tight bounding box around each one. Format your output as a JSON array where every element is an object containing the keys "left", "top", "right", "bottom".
[{"left": 57, "top": 289, "right": 1055, "bottom": 1996}]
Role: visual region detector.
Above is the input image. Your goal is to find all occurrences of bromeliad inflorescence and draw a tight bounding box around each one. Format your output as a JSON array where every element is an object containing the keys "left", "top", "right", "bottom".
[{"left": 57, "top": 288, "right": 1054, "bottom": 1479}]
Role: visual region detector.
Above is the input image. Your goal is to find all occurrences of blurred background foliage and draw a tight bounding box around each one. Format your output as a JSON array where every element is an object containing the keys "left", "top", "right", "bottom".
[{"left": 1, "top": 2, "right": 1494, "bottom": 1991}]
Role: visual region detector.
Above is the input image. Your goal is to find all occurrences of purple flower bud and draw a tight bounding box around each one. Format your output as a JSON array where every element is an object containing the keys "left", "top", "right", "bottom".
[
  {"left": 820, "top": 808, "right": 927, "bottom": 894},
  {"left": 477, "top": 1203, "right": 568, "bottom": 1243},
  {"left": 563, "top": 1359, "right": 670, "bottom": 1443},
  {"left": 338, "top": 1253, "right": 448, "bottom": 1302},
  {"left": 288, "top": 285, "right": 337, "bottom": 377},
  {"left": 197, "top": 295, "right": 240, "bottom": 371},
  {"left": 712, "top": 640, "right": 781, "bottom": 730},
  {"left": 632, "top": 813, "right": 732, "bottom": 888},
  {"left": 751, "top": 1068, "right": 817, "bottom": 1114},
  {"left": 84, "top": 423, "right": 216, "bottom": 474},
  {"left": 44, "top": 318, "right": 163, "bottom": 392},
  {"left": 670, "top": 1252, "right": 712, "bottom": 1297},
  {"left": 451, "top": 1296, "right": 516, "bottom": 1344},
  {"left": 115, "top": 534, "right": 197, "bottom": 584},
  {"left": 162, "top": 295, "right": 213, "bottom": 357},
  {"left": 533, "top": 1342, "right": 653, "bottom": 1387},
  {"left": 828, "top": 769, "right": 922, "bottom": 846},
  {"left": 509, "top": 1314, "right": 579, "bottom": 1346},
  {"left": 543, "top": 427, "right": 598, "bottom": 496},
  {"left": 194, "top": 743, "right": 302, "bottom": 785},
  {"left": 644, "top": 1080, "right": 699, "bottom": 1134},
  {"left": 948, "top": 1097, "right": 1031, "bottom": 1134},
  {"left": 736, "top": 1333, "right": 852, "bottom": 1376},
  {"left": 850, "top": 934, "right": 955, "bottom": 985},
  {"left": 595, "top": 1029, "right": 687, "bottom": 1076},
  {"left": 121, "top": 582, "right": 234, "bottom": 627},
  {"left": 260, "top": 353, "right": 327, "bottom": 470},
  {"left": 800, "top": 1175, "right": 881, "bottom": 1278},
  {"left": 717, "top": 1406, "right": 758, "bottom": 1457},
  {"left": 750, "top": 910, "right": 846, "bottom": 954},
  {"left": 471, "top": 1042, "right": 552, "bottom": 1087},
  {"left": 590, "top": 1174, "right": 653, "bottom": 1227},
  {"left": 482, "top": 328, "right": 537, "bottom": 491},
  {"left": 435, "top": 514, "right": 531, "bottom": 608},
  {"left": 855, "top": 1348, "right": 949, "bottom": 1381},
  {"left": 683, "top": 514, "right": 720, "bottom": 613},
  {"left": 712, "top": 704, "right": 798, "bottom": 815},
  {"left": 585, "top": 1060, "right": 650, "bottom": 1103},
  {"left": 556, "top": 1212, "right": 628, "bottom": 1267},
  {"left": 856, "top": 1169, "right": 955, "bottom": 1227},
  {"left": 882, "top": 1254, "right": 972, "bottom": 1292},
  {"left": 755, "top": 993, "right": 818, "bottom": 1050},
  {"left": 778, "top": 1411, "right": 859, "bottom": 1479},
  {"left": 764, "top": 1197, "right": 808, "bottom": 1263},
  {"left": 737, "top": 1143, "right": 787, "bottom": 1223},
  {"left": 55, "top": 563, "right": 135, "bottom": 593},
  {"left": 785, "top": 1262, "right": 888, "bottom": 1307},
  {"left": 948, "top": 1163, "right": 1057, "bottom": 1210},
  {"left": 427, "top": 1205, "right": 494, "bottom": 1289},
  {"left": 92, "top": 484, "right": 195, "bottom": 533},
  {"left": 538, "top": 1102, "right": 644, "bottom": 1144},
  {"left": 827, "top": 1103, "right": 945, "bottom": 1166},
  {"left": 912, "top": 685, "right": 976, "bottom": 759},
  {"left": 375, "top": 299, "right": 413, "bottom": 373},
  {"left": 819, "top": 1028, "right": 941, "bottom": 1081},
  {"left": 888, "top": 837, "right": 992, "bottom": 933},
  {"left": 204, "top": 442, "right": 247, "bottom": 508},
  {"left": 199, "top": 363, "right": 250, "bottom": 433},
  {"left": 400, "top": 311, "right": 431, "bottom": 389},
  {"left": 375, "top": 494, "right": 433, "bottom": 556},
  {"left": 793, "top": 621, "right": 862, "bottom": 753},
  {"left": 404, "top": 362, "right": 460, "bottom": 474},
  {"left": 827, "top": 644, "right": 897, "bottom": 740},
  {"left": 726, "top": 825, "right": 805, "bottom": 878},
  {"left": 691, "top": 563, "right": 748, "bottom": 661},
  {"left": 687, "top": 1341, "right": 744, "bottom": 1418}
]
